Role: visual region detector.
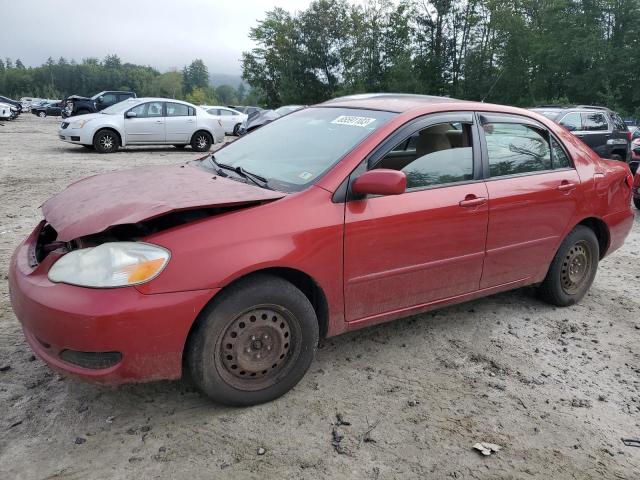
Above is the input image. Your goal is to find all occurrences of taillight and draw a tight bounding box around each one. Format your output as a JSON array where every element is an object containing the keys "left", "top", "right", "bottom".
[{"left": 625, "top": 174, "right": 633, "bottom": 188}]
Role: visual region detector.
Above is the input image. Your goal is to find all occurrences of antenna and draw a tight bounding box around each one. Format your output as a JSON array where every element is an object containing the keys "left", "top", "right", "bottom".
[{"left": 481, "top": 70, "right": 504, "bottom": 103}]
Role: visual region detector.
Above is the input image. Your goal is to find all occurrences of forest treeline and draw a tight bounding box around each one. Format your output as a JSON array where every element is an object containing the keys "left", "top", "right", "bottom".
[
  {"left": 0, "top": 56, "right": 250, "bottom": 106},
  {"left": 2, "top": 0, "right": 639, "bottom": 115},
  {"left": 241, "top": 0, "right": 640, "bottom": 115}
]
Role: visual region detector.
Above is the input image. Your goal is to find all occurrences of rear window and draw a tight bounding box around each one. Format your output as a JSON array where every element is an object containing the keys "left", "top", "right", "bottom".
[{"left": 610, "top": 113, "right": 627, "bottom": 131}]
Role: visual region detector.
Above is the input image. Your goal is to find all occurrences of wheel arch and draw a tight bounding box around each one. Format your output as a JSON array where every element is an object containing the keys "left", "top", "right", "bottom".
[
  {"left": 92, "top": 126, "right": 123, "bottom": 147},
  {"left": 182, "top": 266, "right": 330, "bottom": 372},
  {"left": 574, "top": 216, "right": 610, "bottom": 259}
]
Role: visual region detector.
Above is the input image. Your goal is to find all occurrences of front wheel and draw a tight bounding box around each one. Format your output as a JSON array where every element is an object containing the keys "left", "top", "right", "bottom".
[
  {"left": 38, "top": 111, "right": 46, "bottom": 118},
  {"left": 93, "top": 129, "right": 120, "bottom": 154},
  {"left": 187, "top": 274, "right": 319, "bottom": 406},
  {"left": 538, "top": 225, "right": 599, "bottom": 306},
  {"left": 191, "top": 131, "right": 212, "bottom": 152}
]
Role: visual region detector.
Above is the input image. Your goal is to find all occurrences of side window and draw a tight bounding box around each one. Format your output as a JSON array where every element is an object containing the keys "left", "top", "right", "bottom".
[
  {"left": 207, "top": 108, "right": 220, "bottom": 116},
  {"left": 117, "top": 94, "right": 130, "bottom": 102},
  {"left": 374, "top": 122, "right": 474, "bottom": 189},
  {"left": 101, "top": 93, "right": 117, "bottom": 105},
  {"left": 550, "top": 137, "right": 572, "bottom": 169},
  {"left": 219, "top": 109, "right": 233, "bottom": 116},
  {"left": 166, "top": 102, "right": 191, "bottom": 117},
  {"left": 130, "top": 102, "right": 163, "bottom": 118},
  {"left": 559, "top": 112, "right": 582, "bottom": 132},
  {"left": 484, "top": 123, "right": 552, "bottom": 177},
  {"left": 582, "top": 113, "right": 608, "bottom": 131}
]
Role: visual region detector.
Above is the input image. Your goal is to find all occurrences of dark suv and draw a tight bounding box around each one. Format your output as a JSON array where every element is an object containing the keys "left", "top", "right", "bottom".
[
  {"left": 63, "top": 91, "right": 136, "bottom": 118},
  {"left": 529, "top": 105, "right": 631, "bottom": 163}
]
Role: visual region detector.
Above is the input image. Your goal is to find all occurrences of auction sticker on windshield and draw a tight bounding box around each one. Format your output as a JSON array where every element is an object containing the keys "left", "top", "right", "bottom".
[{"left": 331, "top": 115, "right": 377, "bottom": 127}]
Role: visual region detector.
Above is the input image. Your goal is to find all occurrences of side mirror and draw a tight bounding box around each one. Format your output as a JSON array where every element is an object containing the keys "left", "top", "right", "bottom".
[
  {"left": 125, "top": 111, "right": 137, "bottom": 118},
  {"left": 351, "top": 169, "right": 406, "bottom": 196}
]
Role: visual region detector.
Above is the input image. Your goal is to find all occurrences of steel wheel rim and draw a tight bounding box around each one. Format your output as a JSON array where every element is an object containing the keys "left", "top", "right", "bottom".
[
  {"left": 561, "top": 240, "right": 592, "bottom": 295},
  {"left": 100, "top": 135, "right": 114, "bottom": 149},
  {"left": 216, "top": 305, "right": 300, "bottom": 391},
  {"left": 196, "top": 135, "right": 208, "bottom": 149},
  {"left": 39, "top": 112, "right": 45, "bottom": 118}
]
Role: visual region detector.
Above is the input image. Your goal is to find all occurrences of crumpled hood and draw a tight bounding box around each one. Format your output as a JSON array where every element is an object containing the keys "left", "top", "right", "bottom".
[{"left": 42, "top": 164, "right": 286, "bottom": 241}]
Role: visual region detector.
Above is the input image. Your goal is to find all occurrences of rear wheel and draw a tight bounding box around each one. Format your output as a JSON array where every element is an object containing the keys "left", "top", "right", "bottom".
[
  {"left": 93, "top": 129, "right": 120, "bottom": 154},
  {"left": 232, "top": 123, "right": 241, "bottom": 136},
  {"left": 190, "top": 131, "right": 212, "bottom": 152},
  {"left": 538, "top": 226, "right": 599, "bottom": 306},
  {"left": 187, "top": 274, "right": 319, "bottom": 406},
  {"left": 38, "top": 111, "right": 46, "bottom": 118},
  {"left": 610, "top": 153, "right": 623, "bottom": 161}
]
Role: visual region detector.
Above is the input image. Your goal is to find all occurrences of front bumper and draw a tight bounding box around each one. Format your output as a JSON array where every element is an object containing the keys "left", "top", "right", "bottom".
[
  {"left": 8, "top": 225, "right": 217, "bottom": 384},
  {"left": 57, "top": 125, "right": 92, "bottom": 145}
]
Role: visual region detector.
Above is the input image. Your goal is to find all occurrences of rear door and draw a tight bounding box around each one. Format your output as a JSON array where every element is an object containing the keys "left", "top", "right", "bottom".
[
  {"left": 124, "top": 101, "right": 165, "bottom": 143},
  {"left": 344, "top": 112, "right": 489, "bottom": 323},
  {"left": 218, "top": 109, "right": 237, "bottom": 132},
  {"left": 165, "top": 102, "right": 196, "bottom": 143},
  {"left": 478, "top": 113, "right": 581, "bottom": 288}
]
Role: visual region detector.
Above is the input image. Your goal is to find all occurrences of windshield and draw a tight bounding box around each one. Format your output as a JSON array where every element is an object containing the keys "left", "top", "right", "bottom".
[
  {"left": 101, "top": 99, "right": 139, "bottom": 114},
  {"left": 201, "top": 107, "right": 395, "bottom": 192}
]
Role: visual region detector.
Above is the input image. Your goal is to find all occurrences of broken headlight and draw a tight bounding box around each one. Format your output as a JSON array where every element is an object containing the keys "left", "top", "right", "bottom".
[{"left": 48, "top": 242, "right": 170, "bottom": 288}]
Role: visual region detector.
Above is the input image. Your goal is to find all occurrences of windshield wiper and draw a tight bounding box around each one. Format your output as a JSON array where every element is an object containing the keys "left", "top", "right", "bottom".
[{"left": 208, "top": 155, "right": 270, "bottom": 189}]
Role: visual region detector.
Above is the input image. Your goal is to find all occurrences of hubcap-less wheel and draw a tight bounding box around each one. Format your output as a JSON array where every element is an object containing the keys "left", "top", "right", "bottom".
[
  {"left": 561, "top": 240, "right": 592, "bottom": 295},
  {"left": 196, "top": 135, "right": 209, "bottom": 150},
  {"left": 218, "top": 306, "right": 297, "bottom": 391},
  {"left": 100, "top": 134, "right": 114, "bottom": 150}
]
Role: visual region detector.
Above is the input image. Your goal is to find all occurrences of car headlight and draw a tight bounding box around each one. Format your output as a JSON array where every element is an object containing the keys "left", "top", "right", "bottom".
[
  {"left": 70, "top": 118, "right": 91, "bottom": 129},
  {"left": 48, "top": 242, "right": 170, "bottom": 288}
]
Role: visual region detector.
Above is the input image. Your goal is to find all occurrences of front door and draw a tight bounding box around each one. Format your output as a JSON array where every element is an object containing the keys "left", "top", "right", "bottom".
[
  {"left": 124, "top": 101, "right": 165, "bottom": 144},
  {"left": 344, "top": 114, "right": 489, "bottom": 323},
  {"left": 478, "top": 114, "right": 581, "bottom": 288}
]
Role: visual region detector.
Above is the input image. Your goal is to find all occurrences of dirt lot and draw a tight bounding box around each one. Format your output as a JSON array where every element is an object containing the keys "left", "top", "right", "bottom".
[{"left": 1, "top": 114, "right": 639, "bottom": 479}]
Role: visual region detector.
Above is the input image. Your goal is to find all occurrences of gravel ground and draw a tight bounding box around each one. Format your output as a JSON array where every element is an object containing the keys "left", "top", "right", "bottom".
[{"left": 1, "top": 114, "right": 639, "bottom": 480}]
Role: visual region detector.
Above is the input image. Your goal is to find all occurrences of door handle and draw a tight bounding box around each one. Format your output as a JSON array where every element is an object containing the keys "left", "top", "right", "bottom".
[
  {"left": 459, "top": 195, "right": 487, "bottom": 207},
  {"left": 187, "top": 119, "right": 194, "bottom": 123},
  {"left": 155, "top": 120, "right": 163, "bottom": 124},
  {"left": 557, "top": 181, "right": 576, "bottom": 192}
]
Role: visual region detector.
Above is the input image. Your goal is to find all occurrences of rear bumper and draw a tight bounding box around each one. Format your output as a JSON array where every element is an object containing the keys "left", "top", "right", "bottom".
[{"left": 9, "top": 228, "right": 217, "bottom": 385}]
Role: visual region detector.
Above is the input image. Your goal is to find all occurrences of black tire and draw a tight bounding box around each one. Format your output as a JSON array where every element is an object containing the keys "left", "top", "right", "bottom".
[
  {"left": 173, "top": 144, "right": 186, "bottom": 149},
  {"left": 610, "top": 153, "right": 623, "bottom": 161},
  {"left": 93, "top": 129, "right": 120, "bottom": 154},
  {"left": 538, "top": 225, "right": 599, "bottom": 307},
  {"left": 634, "top": 197, "right": 640, "bottom": 210},
  {"left": 190, "top": 131, "right": 212, "bottom": 152},
  {"left": 232, "top": 123, "right": 241, "bottom": 136},
  {"left": 187, "top": 274, "right": 319, "bottom": 406},
  {"left": 38, "top": 111, "right": 46, "bottom": 118}
]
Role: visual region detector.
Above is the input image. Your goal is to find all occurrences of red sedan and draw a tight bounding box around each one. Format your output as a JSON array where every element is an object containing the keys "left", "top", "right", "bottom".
[{"left": 9, "top": 94, "right": 635, "bottom": 405}]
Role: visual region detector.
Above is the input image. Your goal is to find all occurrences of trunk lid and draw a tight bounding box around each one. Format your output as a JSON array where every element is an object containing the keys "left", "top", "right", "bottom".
[{"left": 42, "top": 164, "right": 286, "bottom": 241}]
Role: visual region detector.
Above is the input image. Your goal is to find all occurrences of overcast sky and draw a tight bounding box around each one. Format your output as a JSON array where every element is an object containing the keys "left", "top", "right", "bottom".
[{"left": 0, "top": 0, "right": 314, "bottom": 74}]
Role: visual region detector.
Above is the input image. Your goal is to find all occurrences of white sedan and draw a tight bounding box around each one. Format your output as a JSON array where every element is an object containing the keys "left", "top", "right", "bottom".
[
  {"left": 58, "top": 98, "right": 225, "bottom": 153},
  {"left": 202, "top": 105, "right": 247, "bottom": 135}
]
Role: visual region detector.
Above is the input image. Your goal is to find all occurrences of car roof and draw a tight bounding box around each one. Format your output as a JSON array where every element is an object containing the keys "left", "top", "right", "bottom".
[{"left": 318, "top": 93, "right": 469, "bottom": 113}]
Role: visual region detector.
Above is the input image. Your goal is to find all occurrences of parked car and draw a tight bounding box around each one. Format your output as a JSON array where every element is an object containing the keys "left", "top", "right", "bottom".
[
  {"left": 240, "top": 105, "right": 305, "bottom": 134},
  {"left": 529, "top": 105, "right": 631, "bottom": 163},
  {"left": 203, "top": 105, "right": 248, "bottom": 135},
  {"left": 630, "top": 136, "right": 640, "bottom": 175},
  {"left": 0, "top": 102, "right": 17, "bottom": 120},
  {"left": 31, "top": 101, "right": 64, "bottom": 118},
  {"left": 0, "top": 96, "right": 22, "bottom": 115},
  {"left": 63, "top": 90, "right": 136, "bottom": 118},
  {"left": 228, "top": 105, "right": 263, "bottom": 119},
  {"left": 10, "top": 94, "right": 634, "bottom": 406},
  {"left": 633, "top": 168, "right": 640, "bottom": 209},
  {"left": 58, "top": 97, "right": 224, "bottom": 153}
]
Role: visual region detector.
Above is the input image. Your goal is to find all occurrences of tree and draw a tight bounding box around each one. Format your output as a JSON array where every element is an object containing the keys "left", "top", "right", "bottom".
[
  {"left": 183, "top": 59, "right": 209, "bottom": 94},
  {"left": 185, "top": 86, "right": 218, "bottom": 105},
  {"left": 15, "top": 59, "right": 25, "bottom": 69},
  {"left": 215, "top": 84, "right": 238, "bottom": 104}
]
